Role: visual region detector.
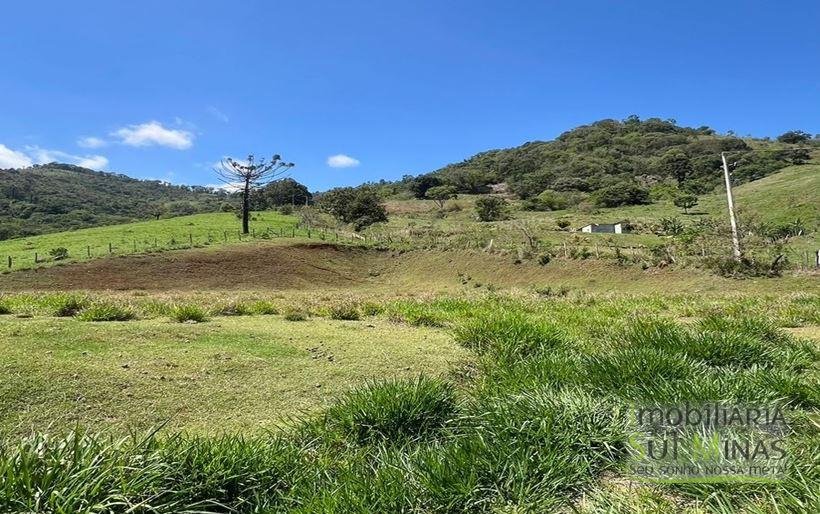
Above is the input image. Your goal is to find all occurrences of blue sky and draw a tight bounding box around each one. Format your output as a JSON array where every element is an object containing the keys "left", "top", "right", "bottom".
[{"left": 1, "top": 0, "right": 818, "bottom": 191}]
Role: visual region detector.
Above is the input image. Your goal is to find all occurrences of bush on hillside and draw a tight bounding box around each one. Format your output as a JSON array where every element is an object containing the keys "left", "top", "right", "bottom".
[
  {"left": 474, "top": 196, "right": 509, "bottom": 222},
  {"left": 593, "top": 181, "right": 650, "bottom": 208}
]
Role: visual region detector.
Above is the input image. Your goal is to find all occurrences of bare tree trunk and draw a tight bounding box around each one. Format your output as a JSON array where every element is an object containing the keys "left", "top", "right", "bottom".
[{"left": 242, "top": 179, "right": 251, "bottom": 234}]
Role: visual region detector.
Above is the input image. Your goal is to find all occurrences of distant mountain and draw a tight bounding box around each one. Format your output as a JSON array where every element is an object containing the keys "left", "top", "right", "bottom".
[
  {"left": 409, "top": 117, "right": 813, "bottom": 201},
  {"left": 0, "top": 163, "right": 228, "bottom": 240}
]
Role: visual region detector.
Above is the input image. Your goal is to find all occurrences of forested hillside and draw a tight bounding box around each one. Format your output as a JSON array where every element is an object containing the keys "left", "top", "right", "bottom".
[
  {"left": 0, "top": 164, "right": 227, "bottom": 239},
  {"left": 401, "top": 117, "right": 815, "bottom": 207}
]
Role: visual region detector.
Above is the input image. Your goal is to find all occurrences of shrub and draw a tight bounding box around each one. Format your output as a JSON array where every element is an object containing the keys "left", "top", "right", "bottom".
[
  {"left": 323, "top": 376, "right": 458, "bottom": 445},
  {"left": 0, "top": 300, "right": 11, "bottom": 315},
  {"left": 555, "top": 219, "right": 571, "bottom": 230},
  {"left": 474, "top": 196, "right": 509, "bottom": 222},
  {"left": 278, "top": 204, "right": 294, "bottom": 215},
  {"left": 78, "top": 303, "right": 136, "bottom": 322},
  {"left": 50, "top": 293, "right": 89, "bottom": 317},
  {"left": 537, "top": 253, "right": 551, "bottom": 266},
  {"left": 171, "top": 304, "right": 209, "bottom": 323},
  {"left": 213, "top": 302, "right": 253, "bottom": 316},
  {"left": 328, "top": 301, "right": 361, "bottom": 321},
  {"left": 249, "top": 300, "right": 279, "bottom": 315},
  {"left": 48, "top": 247, "right": 69, "bottom": 261},
  {"left": 283, "top": 308, "right": 308, "bottom": 321}
]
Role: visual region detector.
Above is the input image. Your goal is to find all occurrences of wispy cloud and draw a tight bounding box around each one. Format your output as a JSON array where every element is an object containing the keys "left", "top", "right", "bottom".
[
  {"left": 112, "top": 121, "right": 194, "bottom": 149},
  {"left": 0, "top": 144, "right": 108, "bottom": 170},
  {"left": 207, "top": 106, "right": 229, "bottom": 123},
  {"left": 27, "top": 146, "right": 109, "bottom": 170},
  {"left": 77, "top": 136, "right": 107, "bottom": 149},
  {"left": 0, "top": 144, "right": 34, "bottom": 169},
  {"left": 327, "top": 154, "right": 360, "bottom": 168}
]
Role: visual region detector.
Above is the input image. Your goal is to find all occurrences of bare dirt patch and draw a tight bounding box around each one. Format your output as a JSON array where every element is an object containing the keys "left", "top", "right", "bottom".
[{"left": 0, "top": 243, "right": 384, "bottom": 291}]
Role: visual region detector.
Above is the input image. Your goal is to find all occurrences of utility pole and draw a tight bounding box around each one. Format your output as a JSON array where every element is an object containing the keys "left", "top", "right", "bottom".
[{"left": 721, "top": 152, "right": 742, "bottom": 261}]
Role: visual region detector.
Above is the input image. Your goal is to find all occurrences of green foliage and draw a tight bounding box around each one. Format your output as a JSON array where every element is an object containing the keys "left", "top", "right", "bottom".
[
  {"left": 474, "top": 196, "right": 509, "bottom": 221},
  {"left": 171, "top": 304, "right": 209, "bottom": 323},
  {"left": 256, "top": 178, "right": 312, "bottom": 208},
  {"left": 593, "top": 181, "right": 650, "bottom": 207},
  {"left": 249, "top": 300, "right": 279, "bottom": 315},
  {"left": 522, "top": 189, "right": 575, "bottom": 211},
  {"left": 77, "top": 302, "right": 136, "bottom": 322},
  {"left": 705, "top": 256, "right": 787, "bottom": 278},
  {"left": 400, "top": 117, "right": 794, "bottom": 200},
  {"left": 49, "top": 293, "right": 89, "bottom": 317},
  {"left": 658, "top": 216, "right": 685, "bottom": 236},
  {"left": 283, "top": 307, "right": 309, "bottom": 321},
  {"left": 317, "top": 186, "right": 388, "bottom": 230},
  {"left": 673, "top": 192, "right": 698, "bottom": 213},
  {"left": 48, "top": 247, "right": 69, "bottom": 260},
  {"left": 408, "top": 174, "right": 443, "bottom": 199},
  {"left": 0, "top": 163, "right": 226, "bottom": 240},
  {"left": 323, "top": 376, "right": 458, "bottom": 445},
  {"left": 328, "top": 300, "right": 362, "bottom": 320},
  {"left": 777, "top": 130, "right": 812, "bottom": 144},
  {"left": 424, "top": 185, "right": 458, "bottom": 209}
]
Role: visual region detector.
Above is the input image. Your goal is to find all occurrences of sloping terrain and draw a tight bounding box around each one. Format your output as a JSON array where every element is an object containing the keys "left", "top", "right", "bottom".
[
  {"left": 0, "top": 164, "right": 226, "bottom": 239},
  {"left": 0, "top": 243, "right": 378, "bottom": 291}
]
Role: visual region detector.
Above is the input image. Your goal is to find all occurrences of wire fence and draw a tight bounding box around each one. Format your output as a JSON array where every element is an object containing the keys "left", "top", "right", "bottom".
[{"left": 3, "top": 223, "right": 818, "bottom": 273}]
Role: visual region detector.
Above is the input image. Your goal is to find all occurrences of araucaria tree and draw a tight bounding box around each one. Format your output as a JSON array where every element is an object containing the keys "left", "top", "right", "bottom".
[{"left": 215, "top": 154, "right": 294, "bottom": 234}]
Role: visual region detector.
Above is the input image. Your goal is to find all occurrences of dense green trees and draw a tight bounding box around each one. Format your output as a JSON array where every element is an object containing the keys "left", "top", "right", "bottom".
[
  {"left": 777, "top": 130, "right": 812, "bottom": 144},
  {"left": 593, "top": 182, "right": 650, "bottom": 208},
  {"left": 399, "top": 117, "right": 796, "bottom": 201},
  {"left": 0, "top": 164, "right": 227, "bottom": 240},
  {"left": 317, "top": 186, "right": 388, "bottom": 230},
  {"left": 257, "top": 178, "right": 312, "bottom": 207}
]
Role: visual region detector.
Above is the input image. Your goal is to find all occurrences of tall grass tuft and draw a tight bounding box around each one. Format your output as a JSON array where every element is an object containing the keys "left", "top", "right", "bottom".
[
  {"left": 77, "top": 302, "right": 136, "bottom": 322},
  {"left": 323, "top": 376, "right": 458, "bottom": 445},
  {"left": 171, "top": 304, "right": 209, "bottom": 323},
  {"left": 328, "top": 300, "right": 362, "bottom": 321},
  {"left": 48, "top": 292, "right": 90, "bottom": 317},
  {"left": 454, "top": 308, "right": 566, "bottom": 362}
]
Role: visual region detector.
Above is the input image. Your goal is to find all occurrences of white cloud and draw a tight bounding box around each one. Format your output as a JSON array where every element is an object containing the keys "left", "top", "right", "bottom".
[
  {"left": 203, "top": 182, "right": 243, "bottom": 192},
  {"left": 112, "top": 121, "right": 194, "bottom": 149},
  {"left": 77, "top": 136, "right": 107, "bottom": 149},
  {"left": 0, "top": 144, "right": 33, "bottom": 168},
  {"left": 327, "top": 154, "right": 360, "bottom": 168},
  {"left": 207, "top": 106, "right": 229, "bottom": 123},
  {"left": 28, "top": 146, "right": 109, "bottom": 170},
  {"left": 0, "top": 143, "right": 108, "bottom": 170},
  {"left": 76, "top": 155, "right": 109, "bottom": 169}
]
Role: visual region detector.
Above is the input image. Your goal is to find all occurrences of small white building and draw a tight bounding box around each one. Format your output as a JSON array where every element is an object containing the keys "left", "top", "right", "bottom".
[{"left": 579, "top": 221, "right": 625, "bottom": 234}]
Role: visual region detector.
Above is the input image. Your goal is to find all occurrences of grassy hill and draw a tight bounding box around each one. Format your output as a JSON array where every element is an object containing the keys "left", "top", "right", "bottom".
[
  {"left": 0, "top": 163, "right": 228, "bottom": 239},
  {"left": 0, "top": 211, "right": 298, "bottom": 272}
]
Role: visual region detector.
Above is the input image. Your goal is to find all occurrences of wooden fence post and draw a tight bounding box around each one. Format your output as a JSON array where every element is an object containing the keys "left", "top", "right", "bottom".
[
  {"left": 7, "top": 256, "right": 11, "bottom": 268},
  {"left": 109, "top": 242, "right": 113, "bottom": 254},
  {"left": 189, "top": 233, "right": 193, "bottom": 247},
  {"left": 34, "top": 252, "right": 38, "bottom": 264},
  {"left": 133, "top": 240, "right": 137, "bottom": 252},
  {"left": 87, "top": 246, "right": 91, "bottom": 258},
  {"left": 224, "top": 231, "right": 228, "bottom": 242}
]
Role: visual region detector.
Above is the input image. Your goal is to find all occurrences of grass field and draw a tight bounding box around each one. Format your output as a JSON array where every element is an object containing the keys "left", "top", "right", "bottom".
[
  {"left": 0, "top": 314, "right": 467, "bottom": 436},
  {"left": 1, "top": 291, "right": 818, "bottom": 512},
  {"left": 0, "top": 211, "right": 299, "bottom": 272}
]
